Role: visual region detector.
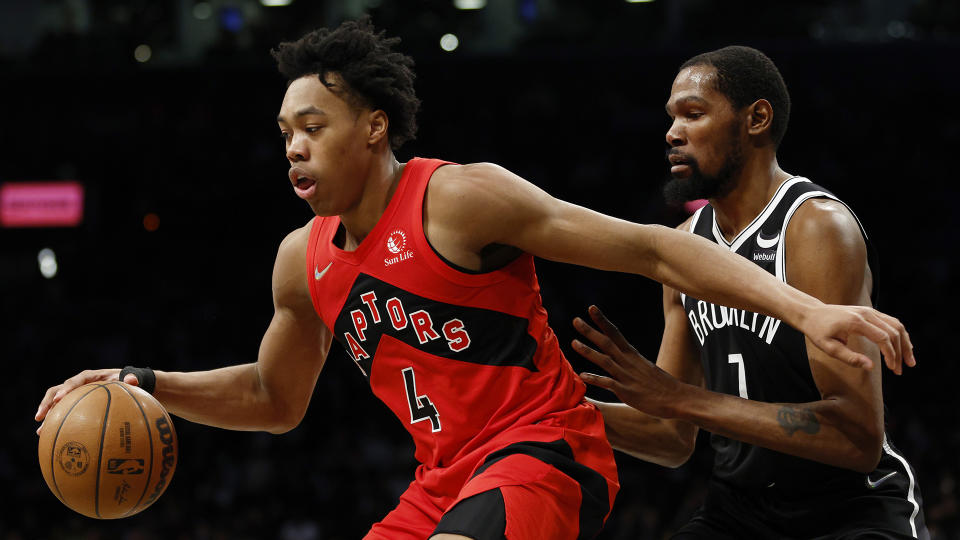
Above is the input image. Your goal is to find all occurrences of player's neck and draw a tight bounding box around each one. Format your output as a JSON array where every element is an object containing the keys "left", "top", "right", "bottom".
[
  {"left": 339, "top": 151, "right": 404, "bottom": 250},
  {"left": 710, "top": 155, "right": 791, "bottom": 243}
]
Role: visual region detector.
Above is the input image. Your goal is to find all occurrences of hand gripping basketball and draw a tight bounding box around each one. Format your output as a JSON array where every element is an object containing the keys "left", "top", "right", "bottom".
[
  {"left": 119, "top": 366, "right": 157, "bottom": 394},
  {"left": 38, "top": 381, "right": 178, "bottom": 519}
]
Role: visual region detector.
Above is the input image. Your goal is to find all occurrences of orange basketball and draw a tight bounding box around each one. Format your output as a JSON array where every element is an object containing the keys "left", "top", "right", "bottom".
[{"left": 38, "top": 381, "right": 178, "bottom": 519}]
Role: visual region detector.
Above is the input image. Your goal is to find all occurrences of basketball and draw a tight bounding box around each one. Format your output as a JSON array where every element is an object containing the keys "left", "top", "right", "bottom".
[{"left": 38, "top": 381, "right": 178, "bottom": 519}]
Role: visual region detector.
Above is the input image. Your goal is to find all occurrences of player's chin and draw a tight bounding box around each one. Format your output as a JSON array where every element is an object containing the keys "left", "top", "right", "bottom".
[{"left": 304, "top": 196, "right": 338, "bottom": 217}]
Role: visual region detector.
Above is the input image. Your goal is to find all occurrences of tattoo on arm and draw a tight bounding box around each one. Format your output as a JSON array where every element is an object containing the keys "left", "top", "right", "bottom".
[{"left": 776, "top": 406, "right": 820, "bottom": 436}]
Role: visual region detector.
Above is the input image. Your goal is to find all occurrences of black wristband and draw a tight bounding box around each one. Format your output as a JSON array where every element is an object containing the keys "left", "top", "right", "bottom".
[{"left": 119, "top": 366, "right": 156, "bottom": 394}]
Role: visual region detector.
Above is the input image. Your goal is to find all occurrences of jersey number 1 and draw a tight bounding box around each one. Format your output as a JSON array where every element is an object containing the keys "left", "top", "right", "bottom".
[{"left": 401, "top": 367, "right": 441, "bottom": 432}]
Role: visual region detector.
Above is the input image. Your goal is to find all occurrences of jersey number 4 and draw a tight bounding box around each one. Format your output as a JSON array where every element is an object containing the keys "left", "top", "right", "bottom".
[{"left": 401, "top": 367, "right": 441, "bottom": 432}]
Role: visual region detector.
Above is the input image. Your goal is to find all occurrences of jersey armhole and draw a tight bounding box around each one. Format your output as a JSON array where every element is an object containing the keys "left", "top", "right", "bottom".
[{"left": 305, "top": 216, "right": 326, "bottom": 321}]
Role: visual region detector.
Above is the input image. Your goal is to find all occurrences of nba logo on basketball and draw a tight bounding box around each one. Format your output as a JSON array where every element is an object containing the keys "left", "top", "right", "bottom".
[{"left": 385, "top": 229, "right": 414, "bottom": 266}]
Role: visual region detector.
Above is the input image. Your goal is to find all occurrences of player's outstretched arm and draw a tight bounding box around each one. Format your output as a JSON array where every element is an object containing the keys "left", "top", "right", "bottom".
[
  {"left": 36, "top": 224, "right": 332, "bottom": 435},
  {"left": 578, "top": 201, "right": 890, "bottom": 472},
  {"left": 428, "top": 163, "right": 913, "bottom": 373}
]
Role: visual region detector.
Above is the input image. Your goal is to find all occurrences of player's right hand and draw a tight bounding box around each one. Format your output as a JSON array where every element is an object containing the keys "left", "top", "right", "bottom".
[
  {"left": 35, "top": 368, "right": 143, "bottom": 435},
  {"left": 801, "top": 303, "right": 915, "bottom": 375}
]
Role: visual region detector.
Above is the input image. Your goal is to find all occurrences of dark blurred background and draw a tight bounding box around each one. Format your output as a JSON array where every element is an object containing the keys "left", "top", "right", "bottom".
[{"left": 1, "top": 0, "right": 958, "bottom": 538}]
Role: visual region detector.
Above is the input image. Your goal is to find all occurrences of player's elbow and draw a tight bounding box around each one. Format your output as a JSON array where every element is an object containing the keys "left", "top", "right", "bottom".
[
  {"left": 848, "top": 434, "right": 883, "bottom": 473},
  {"left": 649, "top": 449, "right": 693, "bottom": 469},
  {"left": 266, "top": 422, "right": 298, "bottom": 435},
  {"left": 261, "top": 395, "right": 308, "bottom": 434},
  {"left": 659, "top": 435, "right": 696, "bottom": 468},
  {"left": 619, "top": 426, "right": 696, "bottom": 468},
  {"left": 820, "top": 400, "right": 884, "bottom": 473},
  {"left": 838, "top": 422, "right": 883, "bottom": 473},
  {"left": 265, "top": 408, "right": 305, "bottom": 434}
]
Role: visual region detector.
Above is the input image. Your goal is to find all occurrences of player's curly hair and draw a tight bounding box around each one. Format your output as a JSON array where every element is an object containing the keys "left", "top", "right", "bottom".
[
  {"left": 271, "top": 17, "right": 420, "bottom": 150},
  {"left": 681, "top": 46, "right": 791, "bottom": 148}
]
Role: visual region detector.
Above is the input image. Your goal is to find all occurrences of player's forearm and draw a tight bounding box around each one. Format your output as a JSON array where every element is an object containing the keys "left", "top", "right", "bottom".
[
  {"left": 670, "top": 385, "right": 882, "bottom": 472},
  {"left": 644, "top": 225, "right": 814, "bottom": 330},
  {"left": 591, "top": 400, "right": 695, "bottom": 468},
  {"left": 152, "top": 363, "right": 292, "bottom": 434}
]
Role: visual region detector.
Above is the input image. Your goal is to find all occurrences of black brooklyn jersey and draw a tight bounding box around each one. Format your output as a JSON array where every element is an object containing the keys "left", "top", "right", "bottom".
[{"left": 679, "top": 178, "right": 926, "bottom": 537}]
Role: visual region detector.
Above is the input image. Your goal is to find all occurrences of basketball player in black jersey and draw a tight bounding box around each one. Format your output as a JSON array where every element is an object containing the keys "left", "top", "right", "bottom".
[{"left": 579, "top": 46, "right": 929, "bottom": 539}]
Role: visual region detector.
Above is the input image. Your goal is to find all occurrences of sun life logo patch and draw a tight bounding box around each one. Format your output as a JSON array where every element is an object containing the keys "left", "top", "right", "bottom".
[{"left": 384, "top": 229, "right": 414, "bottom": 267}]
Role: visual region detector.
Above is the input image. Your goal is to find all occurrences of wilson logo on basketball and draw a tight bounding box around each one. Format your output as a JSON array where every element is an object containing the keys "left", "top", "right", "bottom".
[
  {"left": 385, "top": 229, "right": 414, "bottom": 267},
  {"left": 143, "top": 416, "right": 176, "bottom": 506}
]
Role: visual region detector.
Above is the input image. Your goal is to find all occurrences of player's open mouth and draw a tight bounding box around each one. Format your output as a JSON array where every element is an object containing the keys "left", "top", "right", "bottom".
[{"left": 289, "top": 168, "right": 317, "bottom": 199}]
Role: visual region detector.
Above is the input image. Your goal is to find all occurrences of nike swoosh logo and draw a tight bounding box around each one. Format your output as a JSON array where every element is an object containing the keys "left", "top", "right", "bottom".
[
  {"left": 314, "top": 262, "right": 332, "bottom": 281},
  {"left": 756, "top": 231, "right": 780, "bottom": 249},
  {"left": 865, "top": 471, "right": 897, "bottom": 489}
]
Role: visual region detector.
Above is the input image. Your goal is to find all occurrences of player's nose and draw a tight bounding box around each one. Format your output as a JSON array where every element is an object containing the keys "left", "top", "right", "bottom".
[
  {"left": 286, "top": 134, "right": 309, "bottom": 162},
  {"left": 665, "top": 120, "right": 684, "bottom": 147}
]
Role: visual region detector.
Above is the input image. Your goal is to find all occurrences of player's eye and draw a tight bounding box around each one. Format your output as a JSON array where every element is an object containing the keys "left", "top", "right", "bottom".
[
  {"left": 305, "top": 126, "right": 323, "bottom": 134},
  {"left": 280, "top": 132, "right": 290, "bottom": 141}
]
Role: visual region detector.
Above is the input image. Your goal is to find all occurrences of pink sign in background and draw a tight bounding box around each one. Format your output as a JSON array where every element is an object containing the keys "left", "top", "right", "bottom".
[{"left": 0, "top": 181, "right": 85, "bottom": 227}]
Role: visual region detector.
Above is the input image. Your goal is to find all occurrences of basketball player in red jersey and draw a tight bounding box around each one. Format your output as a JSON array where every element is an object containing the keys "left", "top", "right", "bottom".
[{"left": 37, "top": 21, "right": 914, "bottom": 540}]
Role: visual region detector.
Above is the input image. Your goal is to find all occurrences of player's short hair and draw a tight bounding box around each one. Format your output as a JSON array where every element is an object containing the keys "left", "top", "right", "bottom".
[
  {"left": 271, "top": 17, "right": 420, "bottom": 150},
  {"left": 680, "top": 46, "right": 791, "bottom": 148}
]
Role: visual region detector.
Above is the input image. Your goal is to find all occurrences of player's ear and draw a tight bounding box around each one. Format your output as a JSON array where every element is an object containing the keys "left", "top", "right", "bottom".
[
  {"left": 367, "top": 109, "right": 389, "bottom": 146},
  {"left": 747, "top": 98, "right": 773, "bottom": 139}
]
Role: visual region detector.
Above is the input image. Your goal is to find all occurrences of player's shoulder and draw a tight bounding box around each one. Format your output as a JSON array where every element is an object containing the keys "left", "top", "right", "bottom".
[
  {"left": 273, "top": 219, "right": 314, "bottom": 291},
  {"left": 277, "top": 219, "right": 314, "bottom": 259},
  {"left": 427, "top": 161, "right": 529, "bottom": 213},
  {"left": 274, "top": 219, "right": 326, "bottom": 318},
  {"left": 430, "top": 161, "right": 516, "bottom": 191},
  {"left": 787, "top": 197, "right": 866, "bottom": 263},
  {"left": 789, "top": 197, "right": 862, "bottom": 243}
]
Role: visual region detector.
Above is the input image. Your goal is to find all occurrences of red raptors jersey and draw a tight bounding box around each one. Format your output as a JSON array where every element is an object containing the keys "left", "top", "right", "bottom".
[{"left": 306, "top": 158, "right": 616, "bottom": 504}]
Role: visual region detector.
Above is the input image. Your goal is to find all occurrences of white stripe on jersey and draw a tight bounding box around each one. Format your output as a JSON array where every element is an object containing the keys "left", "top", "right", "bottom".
[
  {"left": 773, "top": 188, "right": 871, "bottom": 283},
  {"left": 881, "top": 433, "right": 921, "bottom": 538},
  {"left": 774, "top": 190, "right": 835, "bottom": 282},
  {"left": 711, "top": 177, "right": 809, "bottom": 251}
]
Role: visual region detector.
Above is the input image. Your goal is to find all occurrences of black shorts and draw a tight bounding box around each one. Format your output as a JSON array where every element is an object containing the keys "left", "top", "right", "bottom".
[
  {"left": 672, "top": 454, "right": 928, "bottom": 540},
  {"left": 433, "top": 488, "right": 507, "bottom": 540}
]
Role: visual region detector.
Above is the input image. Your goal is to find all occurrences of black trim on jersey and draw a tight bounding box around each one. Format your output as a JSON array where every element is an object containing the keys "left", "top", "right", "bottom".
[
  {"left": 471, "top": 440, "right": 609, "bottom": 540},
  {"left": 426, "top": 238, "right": 482, "bottom": 274},
  {"left": 333, "top": 273, "right": 538, "bottom": 377},
  {"left": 425, "top": 236, "right": 524, "bottom": 275},
  {"left": 433, "top": 488, "right": 507, "bottom": 540}
]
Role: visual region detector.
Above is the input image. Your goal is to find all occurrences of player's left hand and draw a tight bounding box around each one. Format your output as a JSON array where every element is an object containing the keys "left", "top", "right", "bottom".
[
  {"left": 801, "top": 303, "right": 915, "bottom": 375},
  {"left": 572, "top": 305, "right": 684, "bottom": 418}
]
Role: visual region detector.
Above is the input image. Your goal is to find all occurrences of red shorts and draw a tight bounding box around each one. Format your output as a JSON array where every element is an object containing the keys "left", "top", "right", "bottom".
[{"left": 363, "top": 402, "right": 619, "bottom": 540}]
